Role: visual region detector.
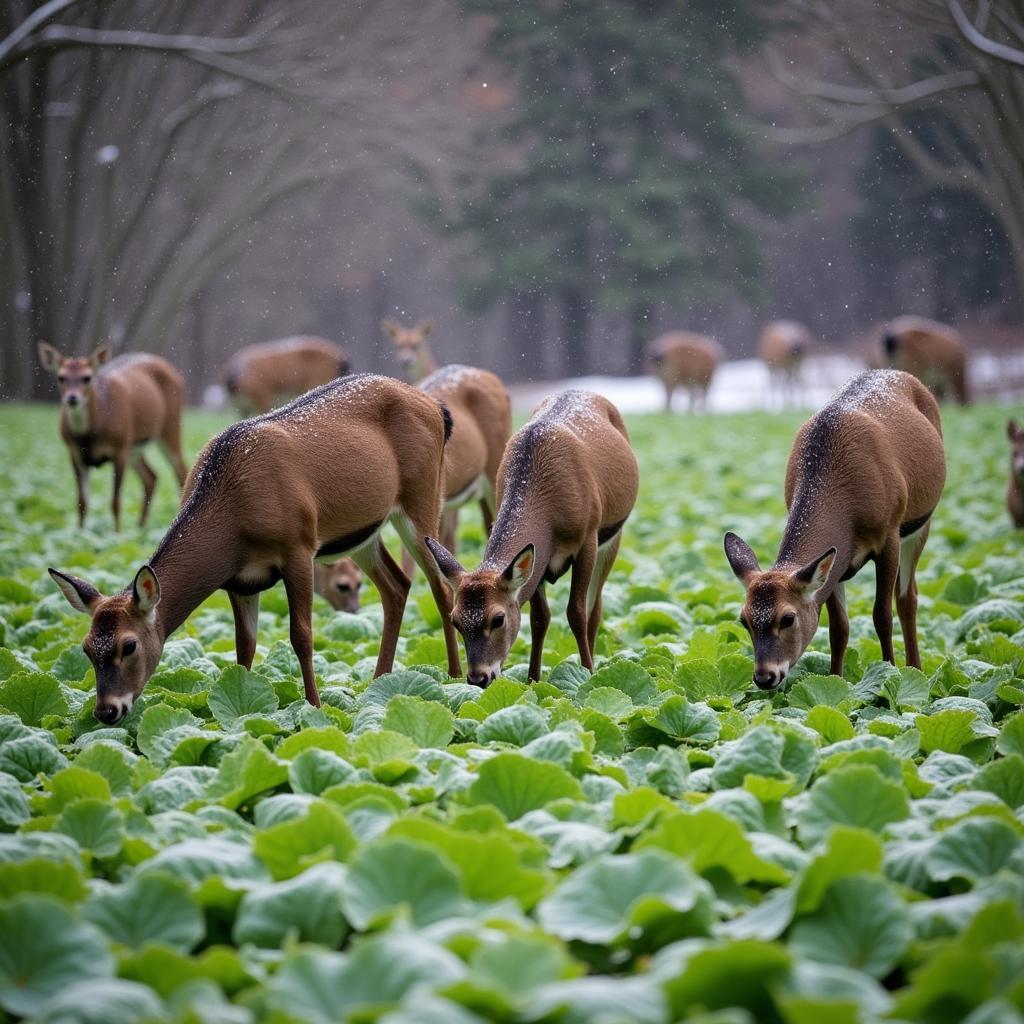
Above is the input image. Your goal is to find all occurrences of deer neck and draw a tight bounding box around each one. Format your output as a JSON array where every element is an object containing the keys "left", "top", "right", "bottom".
[
  {"left": 774, "top": 484, "right": 853, "bottom": 599},
  {"left": 148, "top": 505, "right": 242, "bottom": 640},
  {"left": 414, "top": 346, "right": 438, "bottom": 382},
  {"left": 481, "top": 518, "right": 554, "bottom": 609}
]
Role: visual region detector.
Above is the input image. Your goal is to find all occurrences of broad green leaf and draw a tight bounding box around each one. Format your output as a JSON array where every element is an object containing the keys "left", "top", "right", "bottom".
[
  {"left": 578, "top": 660, "right": 658, "bottom": 705},
  {"left": 205, "top": 735, "right": 288, "bottom": 809},
  {"left": 0, "top": 773, "right": 30, "bottom": 829},
  {"left": 795, "top": 765, "right": 910, "bottom": 847},
  {"left": 970, "top": 753, "right": 1024, "bottom": 808},
  {"left": 207, "top": 665, "right": 279, "bottom": 725},
  {"left": 360, "top": 670, "right": 446, "bottom": 707},
  {"left": 795, "top": 827, "right": 884, "bottom": 913},
  {"left": 0, "top": 857, "right": 88, "bottom": 902},
  {"left": 253, "top": 799, "right": 358, "bottom": 880},
  {"left": 926, "top": 817, "right": 1022, "bottom": 883},
  {"left": 477, "top": 704, "right": 548, "bottom": 746},
  {"left": 465, "top": 752, "right": 583, "bottom": 820},
  {"left": 288, "top": 748, "right": 356, "bottom": 795},
  {"left": 34, "top": 978, "right": 164, "bottom": 1024},
  {"left": 0, "top": 896, "right": 115, "bottom": 1017},
  {"left": 382, "top": 694, "right": 455, "bottom": 748},
  {"left": 917, "top": 709, "right": 983, "bottom": 754},
  {"left": 997, "top": 713, "right": 1024, "bottom": 757},
  {"left": 0, "top": 671, "right": 68, "bottom": 725},
  {"left": 711, "top": 726, "right": 789, "bottom": 790},
  {"left": 83, "top": 872, "right": 204, "bottom": 951},
  {"left": 788, "top": 675, "right": 854, "bottom": 710},
  {"left": 649, "top": 696, "right": 720, "bottom": 743},
  {"left": 55, "top": 798, "right": 124, "bottom": 858}
]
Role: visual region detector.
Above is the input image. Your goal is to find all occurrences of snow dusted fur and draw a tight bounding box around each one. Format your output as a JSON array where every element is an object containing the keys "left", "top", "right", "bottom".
[
  {"left": 760, "top": 320, "right": 811, "bottom": 407},
  {"left": 418, "top": 364, "right": 512, "bottom": 558},
  {"left": 222, "top": 336, "right": 349, "bottom": 415},
  {"left": 48, "top": 374, "right": 461, "bottom": 724},
  {"left": 1007, "top": 420, "right": 1024, "bottom": 528},
  {"left": 38, "top": 343, "right": 188, "bottom": 530},
  {"left": 646, "top": 331, "right": 722, "bottom": 412},
  {"left": 314, "top": 558, "right": 364, "bottom": 613},
  {"left": 881, "top": 316, "right": 968, "bottom": 405},
  {"left": 426, "top": 390, "right": 639, "bottom": 686},
  {"left": 725, "top": 369, "right": 945, "bottom": 690}
]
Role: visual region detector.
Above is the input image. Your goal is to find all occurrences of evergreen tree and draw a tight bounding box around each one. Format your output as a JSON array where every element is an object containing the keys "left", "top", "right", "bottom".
[{"left": 443, "top": 0, "right": 805, "bottom": 374}]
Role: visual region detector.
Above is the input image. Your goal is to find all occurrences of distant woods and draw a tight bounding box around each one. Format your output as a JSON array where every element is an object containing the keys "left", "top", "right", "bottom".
[{"left": 1, "top": 0, "right": 1022, "bottom": 400}]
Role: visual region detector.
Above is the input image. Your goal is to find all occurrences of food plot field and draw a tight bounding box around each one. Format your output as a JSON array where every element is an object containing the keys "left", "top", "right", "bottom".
[{"left": 0, "top": 401, "right": 1022, "bottom": 1024}]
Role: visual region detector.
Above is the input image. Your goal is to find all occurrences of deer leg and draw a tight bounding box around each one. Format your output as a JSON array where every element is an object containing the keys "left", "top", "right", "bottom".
[
  {"left": 71, "top": 453, "right": 89, "bottom": 527},
  {"left": 132, "top": 451, "right": 158, "bottom": 527},
  {"left": 479, "top": 479, "right": 496, "bottom": 535},
  {"left": 587, "top": 533, "right": 621, "bottom": 657},
  {"left": 392, "top": 511, "right": 461, "bottom": 678},
  {"left": 528, "top": 584, "right": 551, "bottom": 682},
  {"left": 567, "top": 532, "right": 598, "bottom": 670},
  {"left": 664, "top": 384, "right": 673, "bottom": 414},
  {"left": 896, "top": 522, "right": 929, "bottom": 670},
  {"left": 111, "top": 450, "right": 128, "bottom": 532},
  {"left": 873, "top": 533, "right": 900, "bottom": 665},
  {"left": 440, "top": 508, "right": 459, "bottom": 557},
  {"left": 228, "top": 590, "right": 260, "bottom": 669},
  {"left": 826, "top": 582, "right": 849, "bottom": 676},
  {"left": 352, "top": 536, "right": 410, "bottom": 678},
  {"left": 281, "top": 552, "right": 320, "bottom": 706}
]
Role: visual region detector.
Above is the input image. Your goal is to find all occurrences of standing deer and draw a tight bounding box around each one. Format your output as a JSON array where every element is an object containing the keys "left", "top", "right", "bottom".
[
  {"left": 426, "top": 390, "right": 638, "bottom": 686},
  {"left": 1007, "top": 420, "right": 1024, "bottom": 528},
  {"left": 381, "top": 320, "right": 437, "bottom": 383},
  {"left": 49, "top": 375, "right": 461, "bottom": 724},
  {"left": 646, "top": 331, "right": 721, "bottom": 412},
  {"left": 760, "top": 320, "right": 811, "bottom": 408},
  {"left": 222, "top": 336, "right": 349, "bottom": 415},
  {"left": 314, "top": 558, "right": 364, "bottom": 613},
  {"left": 724, "top": 369, "right": 945, "bottom": 690},
  {"left": 881, "top": 316, "right": 968, "bottom": 405},
  {"left": 38, "top": 344, "right": 188, "bottom": 530}
]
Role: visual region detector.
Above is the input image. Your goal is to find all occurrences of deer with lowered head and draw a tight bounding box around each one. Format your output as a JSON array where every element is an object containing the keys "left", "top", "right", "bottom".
[
  {"left": 1007, "top": 419, "right": 1024, "bottom": 528},
  {"left": 314, "top": 558, "right": 364, "bottom": 613},
  {"left": 881, "top": 316, "right": 968, "bottom": 405},
  {"left": 426, "top": 390, "right": 639, "bottom": 685},
  {"left": 222, "top": 336, "right": 349, "bottom": 415},
  {"left": 646, "top": 331, "right": 721, "bottom": 413},
  {"left": 381, "top": 319, "right": 437, "bottom": 383},
  {"left": 724, "top": 369, "right": 945, "bottom": 691},
  {"left": 49, "top": 374, "right": 461, "bottom": 724},
  {"left": 38, "top": 343, "right": 189, "bottom": 530}
]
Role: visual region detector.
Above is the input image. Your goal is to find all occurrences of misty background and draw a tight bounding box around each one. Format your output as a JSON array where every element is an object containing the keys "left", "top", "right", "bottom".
[{"left": 2, "top": 0, "right": 1023, "bottom": 402}]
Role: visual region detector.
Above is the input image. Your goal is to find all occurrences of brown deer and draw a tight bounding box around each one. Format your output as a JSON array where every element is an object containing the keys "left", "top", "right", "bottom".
[
  {"left": 38, "top": 344, "right": 188, "bottom": 530},
  {"left": 881, "top": 316, "right": 968, "bottom": 405},
  {"left": 760, "top": 320, "right": 811, "bottom": 407},
  {"left": 724, "top": 369, "right": 945, "bottom": 691},
  {"left": 1007, "top": 420, "right": 1024, "bottom": 528},
  {"left": 49, "top": 374, "right": 461, "bottom": 724},
  {"left": 381, "top": 320, "right": 438, "bottom": 383},
  {"left": 426, "top": 390, "right": 639, "bottom": 686},
  {"left": 646, "top": 331, "right": 721, "bottom": 412},
  {"left": 222, "top": 336, "right": 349, "bottom": 415},
  {"left": 314, "top": 558, "right": 364, "bottom": 613}
]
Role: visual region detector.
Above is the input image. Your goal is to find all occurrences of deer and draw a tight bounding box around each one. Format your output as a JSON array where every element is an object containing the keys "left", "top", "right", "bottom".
[
  {"left": 646, "top": 331, "right": 721, "bottom": 413},
  {"left": 38, "top": 343, "right": 189, "bottom": 531},
  {"left": 760, "top": 320, "right": 811, "bottom": 408},
  {"left": 314, "top": 558, "right": 364, "bottom": 613},
  {"left": 1007, "top": 420, "right": 1024, "bottom": 528},
  {"left": 724, "top": 369, "right": 945, "bottom": 691},
  {"left": 426, "top": 390, "right": 639, "bottom": 686},
  {"left": 48, "top": 374, "right": 461, "bottom": 724},
  {"left": 381, "top": 319, "right": 438, "bottom": 383},
  {"left": 222, "top": 336, "right": 349, "bottom": 415},
  {"left": 881, "top": 316, "right": 968, "bottom": 405}
]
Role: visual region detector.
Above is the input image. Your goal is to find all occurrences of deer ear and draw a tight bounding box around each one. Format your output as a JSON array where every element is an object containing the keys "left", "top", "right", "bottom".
[
  {"left": 425, "top": 537, "right": 465, "bottom": 593},
  {"left": 38, "top": 343, "right": 63, "bottom": 375},
  {"left": 793, "top": 547, "right": 837, "bottom": 595},
  {"left": 131, "top": 565, "right": 161, "bottom": 614},
  {"left": 380, "top": 319, "right": 399, "bottom": 339},
  {"left": 418, "top": 320, "right": 434, "bottom": 337},
  {"left": 502, "top": 544, "right": 535, "bottom": 596},
  {"left": 48, "top": 568, "right": 101, "bottom": 614},
  {"left": 724, "top": 532, "right": 760, "bottom": 582},
  {"left": 90, "top": 344, "right": 112, "bottom": 368}
]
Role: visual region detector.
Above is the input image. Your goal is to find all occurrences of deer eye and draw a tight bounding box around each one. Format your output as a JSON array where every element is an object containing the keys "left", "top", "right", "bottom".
[
  {"left": 335, "top": 582, "right": 351, "bottom": 593},
  {"left": 780, "top": 613, "right": 796, "bottom": 629},
  {"left": 122, "top": 639, "right": 137, "bottom": 656},
  {"left": 491, "top": 612, "right": 506, "bottom": 630},
  {"left": 81, "top": 375, "right": 92, "bottom": 384},
  {"left": 57, "top": 375, "right": 67, "bottom": 384},
  {"left": 739, "top": 614, "right": 750, "bottom": 632}
]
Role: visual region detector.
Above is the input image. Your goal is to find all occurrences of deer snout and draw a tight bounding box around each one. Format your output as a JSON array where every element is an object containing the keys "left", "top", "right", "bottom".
[
  {"left": 467, "top": 668, "right": 496, "bottom": 688},
  {"left": 65, "top": 393, "right": 81, "bottom": 407},
  {"left": 94, "top": 694, "right": 133, "bottom": 724},
  {"left": 753, "top": 665, "right": 787, "bottom": 690}
]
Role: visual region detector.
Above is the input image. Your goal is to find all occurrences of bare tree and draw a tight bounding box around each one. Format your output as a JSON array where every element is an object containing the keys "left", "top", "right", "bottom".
[
  {"left": 769, "top": 0, "right": 1024, "bottom": 299},
  {"left": 0, "top": 0, "right": 484, "bottom": 398}
]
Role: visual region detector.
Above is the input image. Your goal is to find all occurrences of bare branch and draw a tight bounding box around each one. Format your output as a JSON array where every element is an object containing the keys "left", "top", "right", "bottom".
[
  {"left": 948, "top": 0, "right": 1024, "bottom": 66},
  {"left": 0, "top": 0, "right": 81, "bottom": 68}
]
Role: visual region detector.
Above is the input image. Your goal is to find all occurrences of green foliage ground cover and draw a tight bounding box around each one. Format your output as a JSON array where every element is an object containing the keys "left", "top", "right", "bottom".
[{"left": 0, "top": 400, "right": 1022, "bottom": 1024}]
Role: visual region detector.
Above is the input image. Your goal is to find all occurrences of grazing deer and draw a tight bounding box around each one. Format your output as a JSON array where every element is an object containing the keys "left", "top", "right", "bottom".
[
  {"left": 381, "top": 320, "right": 437, "bottom": 383},
  {"left": 314, "top": 558, "right": 364, "bottom": 613},
  {"left": 1007, "top": 420, "right": 1024, "bottom": 528},
  {"left": 724, "top": 369, "right": 945, "bottom": 690},
  {"left": 49, "top": 374, "right": 461, "bottom": 724},
  {"left": 760, "top": 320, "right": 811, "bottom": 408},
  {"left": 881, "top": 316, "right": 968, "bottom": 405},
  {"left": 222, "top": 336, "right": 349, "bottom": 415},
  {"left": 646, "top": 331, "right": 721, "bottom": 412},
  {"left": 38, "top": 344, "right": 188, "bottom": 530},
  {"left": 426, "top": 390, "right": 638, "bottom": 686}
]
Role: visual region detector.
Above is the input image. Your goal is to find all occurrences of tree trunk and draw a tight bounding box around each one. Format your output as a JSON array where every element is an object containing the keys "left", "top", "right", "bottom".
[{"left": 560, "top": 287, "right": 589, "bottom": 378}]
